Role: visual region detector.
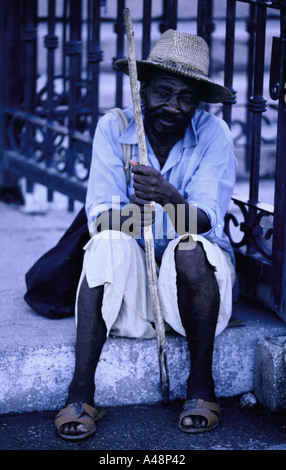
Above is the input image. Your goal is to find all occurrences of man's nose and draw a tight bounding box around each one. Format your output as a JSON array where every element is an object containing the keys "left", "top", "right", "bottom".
[{"left": 162, "top": 95, "right": 181, "bottom": 113}]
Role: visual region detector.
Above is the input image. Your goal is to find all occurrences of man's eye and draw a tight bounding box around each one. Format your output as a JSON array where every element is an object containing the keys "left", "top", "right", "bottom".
[
  {"left": 155, "top": 90, "right": 169, "bottom": 98},
  {"left": 181, "top": 96, "right": 193, "bottom": 104}
]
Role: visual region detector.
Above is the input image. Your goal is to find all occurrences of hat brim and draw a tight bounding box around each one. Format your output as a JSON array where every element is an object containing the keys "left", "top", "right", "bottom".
[{"left": 115, "top": 59, "right": 232, "bottom": 104}]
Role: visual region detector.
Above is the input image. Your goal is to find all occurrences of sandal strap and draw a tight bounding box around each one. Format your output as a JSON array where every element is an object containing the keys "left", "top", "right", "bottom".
[
  {"left": 180, "top": 399, "right": 221, "bottom": 428},
  {"left": 54, "top": 402, "right": 105, "bottom": 432}
]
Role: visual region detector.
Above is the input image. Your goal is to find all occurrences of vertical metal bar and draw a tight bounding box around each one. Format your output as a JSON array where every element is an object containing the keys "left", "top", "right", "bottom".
[
  {"left": 245, "top": 3, "right": 256, "bottom": 172},
  {"left": 44, "top": 0, "right": 58, "bottom": 202},
  {"left": 87, "top": 0, "right": 91, "bottom": 61},
  {"left": 75, "top": 0, "right": 82, "bottom": 89},
  {"left": 66, "top": 0, "right": 81, "bottom": 150},
  {"left": 160, "top": 0, "right": 177, "bottom": 33},
  {"left": 206, "top": 0, "right": 215, "bottom": 75},
  {"left": 245, "top": 1, "right": 267, "bottom": 255},
  {"left": 197, "top": 0, "right": 214, "bottom": 112},
  {"left": 65, "top": 0, "right": 82, "bottom": 210},
  {"left": 45, "top": 0, "right": 57, "bottom": 123},
  {"left": 23, "top": 0, "right": 37, "bottom": 195},
  {"left": 170, "top": 0, "right": 178, "bottom": 29},
  {"left": 0, "top": 0, "right": 24, "bottom": 199},
  {"left": 115, "top": 0, "right": 125, "bottom": 108},
  {"left": 23, "top": 0, "right": 38, "bottom": 156},
  {"left": 142, "top": 0, "right": 152, "bottom": 60},
  {"left": 248, "top": 2, "right": 267, "bottom": 206},
  {"left": 271, "top": 5, "right": 286, "bottom": 319},
  {"left": 88, "top": 0, "right": 102, "bottom": 133},
  {"left": 223, "top": 0, "right": 237, "bottom": 128},
  {"left": 62, "top": 0, "right": 69, "bottom": 95},
  {"left": 197, "top": 0, "right": 209, "bottom": 41},
  {"left": 0, "top": 0, "right": 5, "bottom": 189},
  {"left": 23, "top": 0, "right": 38, "bottom": 115}
]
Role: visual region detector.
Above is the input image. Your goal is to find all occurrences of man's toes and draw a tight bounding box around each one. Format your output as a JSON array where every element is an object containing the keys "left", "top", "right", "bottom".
[
  {"left": 61, "top": 422, "right": 86, "bottom": 436},
  {"left": 193, "top": 416, "right": 208, "bottom": 428},
  {"left": 76, "top": 424, "right": 88, "bottom": 434},
  {"left": 182, "top": 415, "right": 208, "bottom": 428},
  {"left": 193, "top": 416, "right": 202, "bottom": 428},
  {"left": 182, "top": 416, "right": 193, "bottom": 427},
  {"left": 61, "top": 423, "right": 75, "bottom": 435}
]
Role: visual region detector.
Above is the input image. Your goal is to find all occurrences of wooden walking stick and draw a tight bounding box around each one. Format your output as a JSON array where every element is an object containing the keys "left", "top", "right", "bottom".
[{"left": 123, "top": 8, "right": 169, "bottom": 403}]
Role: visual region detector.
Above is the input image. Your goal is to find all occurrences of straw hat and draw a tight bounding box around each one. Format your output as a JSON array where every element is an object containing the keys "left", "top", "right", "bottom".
[{"left": 115, "top": 29, "right": 231, "bottom": 104}]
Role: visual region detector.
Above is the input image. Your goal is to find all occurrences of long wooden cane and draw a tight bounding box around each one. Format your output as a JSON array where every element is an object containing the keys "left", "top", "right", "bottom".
[{"left": 123, "top": 8, "right": 169, "bottom": 404}]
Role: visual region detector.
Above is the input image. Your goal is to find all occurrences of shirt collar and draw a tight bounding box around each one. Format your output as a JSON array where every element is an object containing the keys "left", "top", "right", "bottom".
[{"left": 182, "top": 116, "right": 198, "bottom": 148}]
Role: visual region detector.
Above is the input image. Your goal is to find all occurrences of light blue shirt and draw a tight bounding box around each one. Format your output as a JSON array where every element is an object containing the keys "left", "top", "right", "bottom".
[{"left": 86, "top": 106, "right": 237, "bottom": 263}]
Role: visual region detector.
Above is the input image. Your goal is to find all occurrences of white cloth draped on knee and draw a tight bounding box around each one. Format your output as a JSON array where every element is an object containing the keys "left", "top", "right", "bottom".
[
  {"left": 158, "top": 234, "right": 235, "bottom": 338},
  {"left": 76, "top": 230, "right": 156, "bottom": 339},
  {"left": 75, "top": 230, "right": 236, "bottom": 339}
]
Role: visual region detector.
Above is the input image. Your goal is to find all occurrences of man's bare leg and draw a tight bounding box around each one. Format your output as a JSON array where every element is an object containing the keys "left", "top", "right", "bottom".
[
  {"left": 60, "top": 276, "right": 106, "bottom": 437},
  {"left": 175, "top": 239, "right": 220, "bottom": 430}
]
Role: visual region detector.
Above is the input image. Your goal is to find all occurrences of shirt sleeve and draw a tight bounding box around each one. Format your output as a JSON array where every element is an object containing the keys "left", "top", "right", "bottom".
[
  {"left": 185, "top": 117, "right": 237, "bottom": 241},
  {"left": 85, "top": 112, "right": 130, "bottom": 231}
]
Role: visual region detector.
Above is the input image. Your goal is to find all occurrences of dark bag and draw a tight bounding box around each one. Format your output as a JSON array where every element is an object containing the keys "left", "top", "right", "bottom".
[{"left": 24, "top": 206, "right": 90, "bottom": 318}]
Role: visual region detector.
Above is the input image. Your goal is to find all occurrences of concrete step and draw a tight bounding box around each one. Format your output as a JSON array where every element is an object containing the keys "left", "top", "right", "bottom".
[
  {"left": 1, "top": 294, "right": 286, "bottom": 415},
  {"left": 1, "top": 200, "right": 286, "bottom": 415}
]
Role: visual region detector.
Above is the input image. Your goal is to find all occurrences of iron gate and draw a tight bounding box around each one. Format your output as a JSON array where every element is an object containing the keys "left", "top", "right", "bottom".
[{"left": 0, "top": 0, "right": 285, "bottom": 322}]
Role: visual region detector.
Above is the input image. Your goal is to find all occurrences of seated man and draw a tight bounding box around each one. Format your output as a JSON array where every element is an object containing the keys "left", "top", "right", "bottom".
[{"left": 54, "top": 30, "right": 237, "bottom": 440}]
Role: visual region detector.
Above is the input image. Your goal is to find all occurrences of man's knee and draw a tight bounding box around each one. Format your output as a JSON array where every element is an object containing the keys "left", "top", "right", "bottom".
[
  {"left": 90, "top": 230, "right": 133, "bottom": 256},
  {"left": 175, "top": 238, "right": 214, "bottom": 282},
  {"left": 86, "top": 230, "right": 139, "bottom": 277}
]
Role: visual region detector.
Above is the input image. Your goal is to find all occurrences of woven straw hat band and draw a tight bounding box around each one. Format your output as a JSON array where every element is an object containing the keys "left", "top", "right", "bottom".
[{"left": 148, "top": 30, "right": 210, "bottom": 77}]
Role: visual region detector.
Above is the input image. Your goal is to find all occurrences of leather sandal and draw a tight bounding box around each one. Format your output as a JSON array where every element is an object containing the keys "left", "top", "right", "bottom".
[
  {"left": 178, "top": 398, "right": 221, "bottom": 434},
  {"left": 54, "top": 402, "right": 106, "bottom": 441}
]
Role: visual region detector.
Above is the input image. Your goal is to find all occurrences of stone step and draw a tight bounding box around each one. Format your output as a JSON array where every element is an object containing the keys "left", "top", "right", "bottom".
[
  {"left": 1, "top": 293, "right": 286, "bottom": 415},
  {"left": 1, "top": 199, "right": 286, "bottom": 414}
]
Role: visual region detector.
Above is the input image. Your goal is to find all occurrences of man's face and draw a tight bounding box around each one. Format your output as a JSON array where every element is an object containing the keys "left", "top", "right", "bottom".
[{"left": 141, "top": 71, "right": 199, "bottom": 139}]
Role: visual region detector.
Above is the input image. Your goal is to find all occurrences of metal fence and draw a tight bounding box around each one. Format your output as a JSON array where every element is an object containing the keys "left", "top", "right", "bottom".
[{"left": 0, "top": 0, "right": 285, "bottom": 321}]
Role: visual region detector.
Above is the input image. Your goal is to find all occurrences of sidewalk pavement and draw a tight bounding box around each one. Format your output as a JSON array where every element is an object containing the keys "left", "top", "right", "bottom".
[
  {"left": 0, "top": 396, "right": 285, "bottom": 451},
  {"left": 1, "top": 183, "right": 286, "bottom": 451}
]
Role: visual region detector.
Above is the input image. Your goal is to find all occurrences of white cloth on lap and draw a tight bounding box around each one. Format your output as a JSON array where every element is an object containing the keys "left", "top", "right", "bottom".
[{"left": 75, "top": 230, "right": 235, "bottom": 339}]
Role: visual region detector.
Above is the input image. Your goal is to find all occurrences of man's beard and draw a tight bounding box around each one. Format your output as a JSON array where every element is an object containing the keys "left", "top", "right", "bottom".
[{"left": 144, "top": 107, "right": 190, "bottom": 141}]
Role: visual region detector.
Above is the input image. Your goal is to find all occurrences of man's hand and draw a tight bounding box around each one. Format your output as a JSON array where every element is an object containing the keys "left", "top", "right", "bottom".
[
  {"left": 130, "top": 159, "right": 171, "bottom": 206},
  {"left": 126, "top": 193, "right": 155, "bottom": 228},
  {"left": 130, "top": 160, "right": 210, "bottom": 235}
]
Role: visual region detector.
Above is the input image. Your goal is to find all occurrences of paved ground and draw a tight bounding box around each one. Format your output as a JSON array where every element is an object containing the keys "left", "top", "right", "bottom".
[{"left": 0, "top": 396, "right": 285, "bottom": 452}]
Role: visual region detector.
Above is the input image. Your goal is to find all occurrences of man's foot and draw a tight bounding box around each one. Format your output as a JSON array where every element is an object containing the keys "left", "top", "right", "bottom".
[
  {"left": 54, "top": 402, "right": 106, "bottom": 441},
  {"left": 184, "top": 375, "right": 218, "bottom": 429},
  {"left": 55, "top": 381, "right": 97, "bottom": 439},
  {"left": 178, "top": 398, "right": 221, "bottom": 433}
]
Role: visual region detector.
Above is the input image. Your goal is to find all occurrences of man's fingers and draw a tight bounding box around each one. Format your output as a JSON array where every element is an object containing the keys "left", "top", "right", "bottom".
[
  {"left": 129, "top": 193, "right": 155, "bottom": 207},
  {"left": 130, "top": 161, "right": 157, "bottom": 207},
  {"left": 124, "top": 199, "right": 155, "bottom": 228},
  {"left": 131, "top": 160, "right": 157, "bottom": 176}
]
